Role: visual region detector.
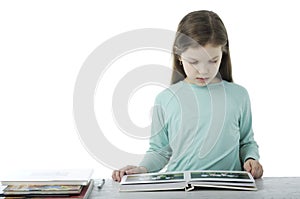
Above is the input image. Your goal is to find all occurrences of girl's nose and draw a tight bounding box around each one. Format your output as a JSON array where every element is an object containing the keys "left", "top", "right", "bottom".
[{"left": 194, "top": 63, "right": 209, "bottom": 74}]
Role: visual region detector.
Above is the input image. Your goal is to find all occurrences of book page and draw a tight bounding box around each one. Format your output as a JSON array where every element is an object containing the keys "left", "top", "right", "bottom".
[
  {"left": 119, "top": 182, "right": 187, "bottom": 192},
  {"left": 188, "top": 170, "right": 254, "bottom": 182}
]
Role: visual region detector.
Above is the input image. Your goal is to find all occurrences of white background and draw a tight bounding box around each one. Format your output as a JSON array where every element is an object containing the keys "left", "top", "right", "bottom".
[{"left": 1, "top": 0, "right": 299, "bottom": 179}]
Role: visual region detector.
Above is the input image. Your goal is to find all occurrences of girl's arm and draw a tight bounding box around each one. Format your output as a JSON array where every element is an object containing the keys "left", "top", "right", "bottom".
[
  {"left": 239, "top": 90, "right": 260, "bottom": 164},
  {"left": 239, "top": 90, "right": 263, "bottom": 178},
  {"left": 139, "top": 97, "right": 172, "bottom": 172}
]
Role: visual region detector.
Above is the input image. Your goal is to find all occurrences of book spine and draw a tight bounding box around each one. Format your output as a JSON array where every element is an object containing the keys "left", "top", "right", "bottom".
[{"left": 83, "top": 179, "right": 94, "bottom": 199}]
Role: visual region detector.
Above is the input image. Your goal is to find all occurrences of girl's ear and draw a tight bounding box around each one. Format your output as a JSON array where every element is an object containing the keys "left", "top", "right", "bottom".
[
  {"left": 178, "top": 57, "right": 183, "bottom": 65},
  {"left": 178, "top": 56, "right": 182, "bottom": 62}
]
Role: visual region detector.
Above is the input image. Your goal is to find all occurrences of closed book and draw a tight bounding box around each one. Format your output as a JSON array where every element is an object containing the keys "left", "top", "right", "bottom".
[
  {"left": 3, "top": 184, "right": 83, "bottom": 195},
  {"left": 1, "top": 169, "right": 93, "bottom": 186},
  {"left": 1, "top": 180, "right": 94, "bottom": 199}
]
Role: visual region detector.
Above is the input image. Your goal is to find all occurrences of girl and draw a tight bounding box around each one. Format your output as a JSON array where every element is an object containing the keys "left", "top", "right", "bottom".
[{"left": 112, "top": 10, "right": 263, "bottom": 182}]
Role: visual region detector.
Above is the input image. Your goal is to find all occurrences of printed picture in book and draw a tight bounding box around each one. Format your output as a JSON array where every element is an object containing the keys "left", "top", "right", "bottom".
[
  {"left": 125, "top": 173, "right": 184, "bottom": 183},
  {"left": 191, "top": 171, "right": 251, "bottom": 180}
]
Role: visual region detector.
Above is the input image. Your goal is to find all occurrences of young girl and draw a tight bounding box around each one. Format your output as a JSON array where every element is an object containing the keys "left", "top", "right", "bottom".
[{"left": 112, "top": 10, "right": 263, "bottom": 182}]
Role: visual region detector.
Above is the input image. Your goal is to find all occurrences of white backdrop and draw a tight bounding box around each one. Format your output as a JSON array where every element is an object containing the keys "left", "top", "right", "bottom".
[{"left": 1, "top": 0, "right": 299, "bottom": 179}]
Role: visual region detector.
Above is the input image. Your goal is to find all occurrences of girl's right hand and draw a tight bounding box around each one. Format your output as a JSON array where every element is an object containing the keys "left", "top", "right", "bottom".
[{"left": 111, "top": 165, "right": 148, "bottom": 182}]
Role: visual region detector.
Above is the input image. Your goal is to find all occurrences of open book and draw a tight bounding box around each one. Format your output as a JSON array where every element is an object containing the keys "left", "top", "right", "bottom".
[{"left": 120, "top": 170, "right": 257, "bottom": 192}]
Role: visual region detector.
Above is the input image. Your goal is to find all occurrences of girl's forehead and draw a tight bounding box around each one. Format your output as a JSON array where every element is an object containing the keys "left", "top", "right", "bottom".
[{"left": 181, "top": 44, "right": 222, "bottom": 60}]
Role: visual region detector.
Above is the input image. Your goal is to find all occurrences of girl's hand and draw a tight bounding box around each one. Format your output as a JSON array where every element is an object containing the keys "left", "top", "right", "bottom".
[
  {"left": 243, "top": 159, "right": 263, "bottom": 179},
  {"left": 112, "top": 165, "right": 148, "bottom": 182}
]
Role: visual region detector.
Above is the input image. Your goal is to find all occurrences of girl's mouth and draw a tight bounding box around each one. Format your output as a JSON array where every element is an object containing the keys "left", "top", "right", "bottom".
[{"left": 196, "top": 77, "right": 209, "bottom": 82}]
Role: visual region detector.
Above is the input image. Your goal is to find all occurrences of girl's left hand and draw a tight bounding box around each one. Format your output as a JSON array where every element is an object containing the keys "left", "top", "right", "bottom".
[{"left": 243, "top": 159, "right": 263, "bottom": 179}]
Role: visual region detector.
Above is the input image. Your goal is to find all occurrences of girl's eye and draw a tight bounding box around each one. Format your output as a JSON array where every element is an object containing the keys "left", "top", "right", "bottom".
[
  {"left": 190, "top": 61, "right": 198, "bottom": 65},
  {"left": 210, "top": 60, "right": 218, "bottom": 63}
]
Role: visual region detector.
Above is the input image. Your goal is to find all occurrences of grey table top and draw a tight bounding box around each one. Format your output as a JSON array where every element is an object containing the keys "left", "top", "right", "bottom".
[{"left": 90, "top": 177, "right": 300, "bottom": 199}]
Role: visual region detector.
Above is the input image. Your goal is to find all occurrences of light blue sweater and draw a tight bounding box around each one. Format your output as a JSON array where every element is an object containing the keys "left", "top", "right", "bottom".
[{"left": 139, "top": 80, "right": 260, "bottom": 172}]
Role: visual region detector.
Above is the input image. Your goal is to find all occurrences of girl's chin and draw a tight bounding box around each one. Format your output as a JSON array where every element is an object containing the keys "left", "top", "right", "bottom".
[
  {"left": 192, "top": 81, "right": 209, "bottom": 87},
  {"left": 195, "top": 82, "right": 208, "bottom": 86}
]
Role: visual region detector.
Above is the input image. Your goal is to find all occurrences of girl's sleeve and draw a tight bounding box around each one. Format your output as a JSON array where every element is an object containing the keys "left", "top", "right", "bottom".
[
  {"left": 139, "top": 96, "right": 172, "bottom": 172},
  {"left": 239, "top": 89, "right": 260, "bottom": 163}
]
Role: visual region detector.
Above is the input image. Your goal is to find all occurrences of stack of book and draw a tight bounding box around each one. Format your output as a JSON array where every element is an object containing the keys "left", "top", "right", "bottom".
[
  {"left": 120, "top": 170, "right": 258, "bottom": 192},
  {"left": 0, "top": 169, "right": 94, "bottom": 198}
]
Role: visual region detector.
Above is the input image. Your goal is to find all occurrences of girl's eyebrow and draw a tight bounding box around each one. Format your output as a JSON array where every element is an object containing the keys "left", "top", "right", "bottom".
[
  {"left": 185, "top": 56, "right": 220, "bottom": 61},
  {"left": 210, "top": 56, "right": 220, "bottom": 60},
  {"left": 185, "top": 57, "right": 197, "bottom": 61}
]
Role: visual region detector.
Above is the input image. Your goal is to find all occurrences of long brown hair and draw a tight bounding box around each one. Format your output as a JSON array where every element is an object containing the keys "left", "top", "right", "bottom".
[{"left": 171, "top": 10, "right": 233, "bottom": 84}]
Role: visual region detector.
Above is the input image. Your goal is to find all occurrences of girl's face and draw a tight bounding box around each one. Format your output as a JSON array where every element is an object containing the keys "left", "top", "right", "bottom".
[{"left": 180, "top": 44, "right": 223, "bottom": 86}]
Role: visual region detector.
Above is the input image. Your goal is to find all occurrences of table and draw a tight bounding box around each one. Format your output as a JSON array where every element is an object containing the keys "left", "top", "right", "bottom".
[{"left": 90, "top": 177, "right": 300, "bottom": 199}]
